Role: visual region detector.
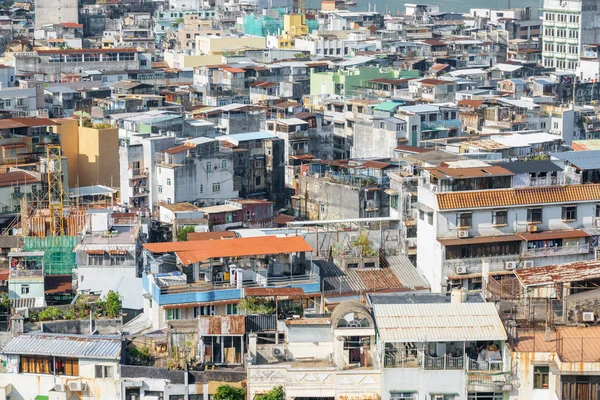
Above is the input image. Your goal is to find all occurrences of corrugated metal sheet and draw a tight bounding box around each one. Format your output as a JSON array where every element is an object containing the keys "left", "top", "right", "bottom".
[
  {"left": 382, "top": 256, "right": 430, "bottom": 290},
  {"left": 198, "top": 316, "right": 245, "bottom": 335},
  {"left": 373, "top": 303, "right": 507, "bottom": 342},
  {"left": 3, "top": 333, "right": 122, "bottom": 359},
  {"left": 246, "top": 315, "right": 276, "bottom": 332},
  {"left": 515, "top": 260, "right": 600, "bottom": 287}
]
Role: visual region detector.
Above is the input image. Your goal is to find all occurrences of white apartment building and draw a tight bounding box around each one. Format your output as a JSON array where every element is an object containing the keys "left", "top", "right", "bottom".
[
  {"left": 541, "top": 0, "right": 600, "bottom": 71},
  {"left": 416, "top": 160, "right": 599, "bottom": 293},
  {"left": 155, "top": 138, "right": 238, "bottom": 207}
]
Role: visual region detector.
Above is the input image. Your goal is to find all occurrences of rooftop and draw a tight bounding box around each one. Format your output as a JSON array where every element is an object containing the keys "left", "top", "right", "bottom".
[
  {"left": 515, "top": 260, "right": 600, "bottom": 287},
  {"left": 3, "top": 333, "right": 122, "bottom": 360},
  {"left": 372, "top": 302, "right": 507, "bottom": 343},
  {"left": 0, "top": 171, "right": 40, "bottom": 187},
  {"left": 513, "top": 326, "right": 600, "bottom": 363},
  {"left": 435, "top": 184, "right": 600, "bottom": 211},
  {"left": 552, "top": 150, "right": 600, "bottom": 170}
]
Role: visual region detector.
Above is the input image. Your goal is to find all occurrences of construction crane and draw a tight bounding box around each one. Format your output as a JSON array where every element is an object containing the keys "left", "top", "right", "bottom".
[{"left": 46, "top": 145, "right": 65, "bottom": 236}]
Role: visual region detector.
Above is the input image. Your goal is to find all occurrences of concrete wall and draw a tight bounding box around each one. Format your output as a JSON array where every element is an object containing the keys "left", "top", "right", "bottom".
[
  {"left": 39, "top": 318, "right": 122, "bottom": 335},
  {"left": 78, "top": 126, "right": 120, "bottom": 188},
  {"left": 55, "top": 118, "right": 80, "bottom": 189},
  {"left": 0, "top": 357, "right": 120, "bottom": 400},
  {"left": 34, "top": 0, "right": 78, "bottom": 29}
]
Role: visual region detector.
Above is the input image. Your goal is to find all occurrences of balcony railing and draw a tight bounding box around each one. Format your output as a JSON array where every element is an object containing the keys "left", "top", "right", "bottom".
[
  {"left": 10, "top": 269, "right": 44, "bottom": 277},
  {"left": 385, "top": 351, "right": 504, "bottom": 373},
  {"left": 467, "top": 371, "right": 512, "bottom": 389},
  {"left": 522, "top": 244, "right": 589, "bottom": 258}
]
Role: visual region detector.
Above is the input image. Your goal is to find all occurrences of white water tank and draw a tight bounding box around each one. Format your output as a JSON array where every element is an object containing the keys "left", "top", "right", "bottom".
[{"left": 450, "top": 287, "right": 467, "bottom": 304}]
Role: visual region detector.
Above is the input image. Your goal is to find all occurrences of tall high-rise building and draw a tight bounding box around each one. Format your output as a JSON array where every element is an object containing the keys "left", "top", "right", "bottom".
[
  {"left": 35, "top": 0, "right": 79, "bottom": 30},
  {"left": 542, "top": 0, "right": 600, "bottom": 71}
]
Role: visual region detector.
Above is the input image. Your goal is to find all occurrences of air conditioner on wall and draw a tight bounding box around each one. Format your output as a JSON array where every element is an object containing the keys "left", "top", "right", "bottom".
[
  {"left": 505, "top": 261, "right": 518, "bottom": 270},
  {"left": 527, "top": 224, "right": 538, "bottom": 232},
  {"left": 69, "top": 382, "right": 86, "bottom": 392},
  {"left": 522, "top": 260, "right": 534, "bottom": 269},
  {"left": 583, "top": 312, "right": 595, "bottom": 322},
  {"left": 455, "top": 265, "right": 467, "bottom": 274},
  {"left": 457, "top": 229, "right": 469, "bottom": 238}
]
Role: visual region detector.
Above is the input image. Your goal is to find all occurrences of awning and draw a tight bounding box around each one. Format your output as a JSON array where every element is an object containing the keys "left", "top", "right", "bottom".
[
  {"left": 447, "top": 270, "right": 515, "bottom": 280},
  {"left": 35, "top": 396, "right": 49, "bottom": 400},
  {"left": 518, "top": 229, "right": 589, "bottom": 241},
  {"left": 86, "top": 250, "right": 105, "bottom": 255},
  {"left": 162, "top": 299, "right": 239, "bottom": 309},
  {"left": 244, "top": 287, "right": 305, "bottom": 298},
  {"left": 416, "top": 203, "right": 434, "bottom": 213},
  {"left": 384, "top": 189, "right": 399, "bottom": 195},
  {"left": 108, "top": 249, "right": 128, "bottom": 255},
  {"left": 438, "top": 234, "right": 521, "bottom": 247},
  {"left": 123, "top": 381, "right": 143, "bottom": 388}
]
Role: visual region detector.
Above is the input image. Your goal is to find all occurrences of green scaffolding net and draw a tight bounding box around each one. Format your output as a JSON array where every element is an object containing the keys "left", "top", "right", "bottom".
[{"left": 24, "top": 236, "right": 77, "bottom": 275}]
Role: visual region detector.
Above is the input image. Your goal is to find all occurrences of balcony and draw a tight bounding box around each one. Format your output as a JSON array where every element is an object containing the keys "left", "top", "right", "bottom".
[
  {"left": 522, "top": 244, "right": 589, "bottom": 258},
  {"left": 130, "top": 166, "right": 149, "bottom": 180},
  {"left": 467, "top": 371, "right": 512, "bottom": 392},
  {"left": 288, "top": 130, "right": 309, "bottom": 140},
  {"left": 131, "top": 189, "right": 149, "bottom": 198},
  {"left": 144, "top": 261, "right": 321, "bottom": 306},
  {"left": 525, "top": 176, "right": 560, "bottom": 187}
]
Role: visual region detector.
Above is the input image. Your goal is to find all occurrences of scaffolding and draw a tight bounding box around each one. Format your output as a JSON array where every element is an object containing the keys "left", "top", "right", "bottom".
[{"left": 23, "top": 236, "right": 77, "bottom": 276}]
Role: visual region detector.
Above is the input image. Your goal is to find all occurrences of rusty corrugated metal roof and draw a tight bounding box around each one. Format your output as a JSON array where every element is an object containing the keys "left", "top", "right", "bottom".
[
  {"left": 199, "top": 315, "right": 245, "bottom": 335},
  {"left": 515, "top": 260, "right": 600, "bottom": 287}
]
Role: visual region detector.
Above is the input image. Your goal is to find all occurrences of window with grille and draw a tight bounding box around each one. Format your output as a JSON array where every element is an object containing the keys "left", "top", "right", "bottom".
[{"left": 534, "top": 366, "right": 549, "bottom": 389}]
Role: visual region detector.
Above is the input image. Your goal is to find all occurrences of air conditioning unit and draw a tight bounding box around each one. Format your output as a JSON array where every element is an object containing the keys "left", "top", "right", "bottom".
[
  {"left": 455, "top": 265, "right": 467, "bottom": 274},
  {"left": 522, "top": 260, "right": 534, "bottom": 269},
  {"left": 527, "top": 224, "right": 538, "bottom": 232},
  {"left": 505, "top": 261, "right": 518, "bottom": 270},
  {"left": 583, "top": 312, "right": 595, "bottom": 322},
  {"left": 272, "top": 345, "right": 286, "bottom": 358},
  {"left": 595, "top": 219, "right": 600, "bottom": 228},
  {"left": 54, "top": 384, "right": 65, "bottom": 392},
  {"left": 457, "top": 229, "right": 469, "bottom": 238},
  {"left": 596, "top": 248, "right": 600, "bottom": 260},
  {"left": 69, "top": 382, "right": 86, "bottom": 392}
]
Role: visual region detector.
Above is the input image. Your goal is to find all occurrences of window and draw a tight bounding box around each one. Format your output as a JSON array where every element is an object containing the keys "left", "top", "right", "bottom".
[
  {"left": 562, "top": 206, "right": 577, "bottom": 221},
  {"left": 206, "top": 161, "right": 212, "bottom": 171},
  {"left": 20, "top": 355, "right": 51, "bottom": 374},
  {"left": 13, "top": 186, "right": 20, "bottom": 194},
  {"left": 390, "top": 195, "right": 398, "bottom": 210},
  {"left": 95, "top": 365, "right": 114, "bottom": 379},
  {"left": 55, "top": 358, "right": 79, "bottom": 376},
  {"left": 595, "top": 204, "right": 600, "bottom": 218},
  {"left": 255, "top": 176, "right": 261, "bottom": 186},
  {"left": 111, "top": 255, "right": 126, "bottom": 265},
  {"left": 492, "top": 210, "right": 507, "bottom": 226},
  {"left": 21, "top": 285, "right": 29, "bottom": 295},
  {"left": 194, "top": 305, "right": 215, "bottom": 317},
  {"left": 527, "top": 208, "right": 542, "bottom": 224},
  {"left": 390, "top": 392, "right": 417, "bottom": 400},
  {"left": 320, "top": 204, "right": 326, "bottom": 214},
  {"left": 166, "top": 308, "right": 181, "bottom": 320},
  {"left": 89, "top": 255, "right": 104, "bottom": 266},
  {"left": 456, "top": 212, "right": 472, "bottom": 228},
  {"left": 140, "top": 60, "right": 147, "bottom": 67},
  {"left": 534, "top": 366, "right": 549, "bottom": 389},
  {"left": 200, "top": 184, "right": 203, "bottom": 194},
  {"left": 158, "top": 185, "right": 163, "bottom": 193},
  {"left": 221, "top": 160, "right": 227, "bottom": 169},
  {"left": 226, "top": 303, "right": 237, "bottom": 315},
  {"left": 212, "top": 183, "right": 221, "bottom": 192},
  {"left": 167, "top": 198, "right": 172, "bottom": 204},
  {"left": 430, "top": 395, "right": 456, "bottom": 400},
  {"left": 145, "top": 392, "right": 164, "bottom": 400},
  {"left": 166, "top": 178, "right": 171, "bottom": 186},
  {"left": 427, "top": 212, "right": 433, "bottom": 225},
  {"left": 467, "top": 393, "right": 503, "bottom": 400}
]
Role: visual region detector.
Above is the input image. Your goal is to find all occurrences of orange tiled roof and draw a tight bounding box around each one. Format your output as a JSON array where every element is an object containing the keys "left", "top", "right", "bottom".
[{"left": 436, "top": 184, "right": 600, "bottom": 210}]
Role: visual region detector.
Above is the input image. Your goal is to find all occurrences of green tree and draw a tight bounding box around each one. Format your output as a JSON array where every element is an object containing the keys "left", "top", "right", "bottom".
[
  {"left": 105, "top": 290, "right": 122, "bottom": 318},
  {"left": 177, "top": 226, "right": 196, "bottom": 241},
  {"left": 213, "top": 385, "right": 246, "bottom": 400},
  {"left": 256, "top": 386, "right": 285, "bottom": 400},
  {"left": 0, "top": 294, "right": 10, "bottom": 313}
]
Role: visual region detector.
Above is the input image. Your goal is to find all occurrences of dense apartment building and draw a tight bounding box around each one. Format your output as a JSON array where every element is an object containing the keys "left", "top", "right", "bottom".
[
  {"left": 541, "top": 0, "right": 600, "bottom": 71},
  {"left": 417, "top": 159, "right": 600, "bottom": 293}
]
